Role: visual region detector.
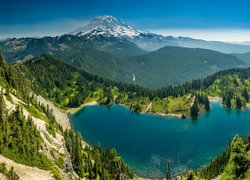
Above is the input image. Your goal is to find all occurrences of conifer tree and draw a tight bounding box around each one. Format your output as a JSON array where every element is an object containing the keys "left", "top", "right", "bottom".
[
  {"left": 226, "top": 96, "right": 232, "bottom": 109},
  {"left": 236, "top": 97, "right": 242, "bottom": 109},
  {"left": 190, "top": 97, "right": 199, "bottom": 119},
  {"left": 0, "top": 93, "right": 4, "bottom": 121},
  {"left": 242, "top": 88, "right": 249, "bottom": 102},
  {"left": 204, "top": 95, "right": 210, "bottom": 111}
]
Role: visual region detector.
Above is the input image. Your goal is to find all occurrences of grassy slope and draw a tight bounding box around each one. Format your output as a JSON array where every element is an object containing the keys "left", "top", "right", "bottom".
[{"left": 202, "top": 74, "right": 250, "bottom": 108}]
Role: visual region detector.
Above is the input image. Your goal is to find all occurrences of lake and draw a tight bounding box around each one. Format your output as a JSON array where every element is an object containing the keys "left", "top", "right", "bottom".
[{"left": 70, "top": 100, "right": 250, "bottom": 178}]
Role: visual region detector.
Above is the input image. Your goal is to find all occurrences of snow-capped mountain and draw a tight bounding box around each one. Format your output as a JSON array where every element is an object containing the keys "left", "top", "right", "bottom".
[
  {"left": 68, "top": 15, "right": 171, "bottom": 50},
  {"left": 69, "top": 15, "right": 142, "bottom": 38},
  {"left": 68, "top": 15, "right": 250, "bottom": 53}
]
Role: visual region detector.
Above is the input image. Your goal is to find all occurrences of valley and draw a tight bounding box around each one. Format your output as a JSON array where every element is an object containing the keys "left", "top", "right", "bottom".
[
  {"left": 1, "top": 6, "right": 250, "bottom": 179},
  {"left": 1, "top": 46, "right": 250, "bottom": 179},
  {"left": 1, "top": 16, "right": 249, "bottom": 88}
]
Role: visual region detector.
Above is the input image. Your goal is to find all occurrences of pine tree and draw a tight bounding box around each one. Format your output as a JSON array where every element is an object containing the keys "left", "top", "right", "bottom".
[
  {"left": 242, "top": 88, "right": 249, "bottom": 102},
  {"left": 0, "top": 93, "right": 4, "bottom": 121},
  {"left": 226, "top": 96, "right": 232, "bottom": 109},
  {"left": 222, "top": 135, "right": 249, "bottom": 179},
  {"left": 190, "top": 97, "right": 199, "bottom": 119},
  {"left": 0, "top": 129, "right": 3, "bottom": 152},
  {"left": 204, "top": 96, "right": 210, "bottom": 111},
  {"left": 166, "top": 162, "right": 171, "bottom": 180},
  {"left": 236, "top": 97, "right": 242, "bottom": 109}
]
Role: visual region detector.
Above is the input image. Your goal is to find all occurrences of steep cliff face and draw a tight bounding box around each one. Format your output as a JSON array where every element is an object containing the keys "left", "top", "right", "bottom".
[
  {"left": 0, "top": 49, "right": 136, "bottom": 179},
  {"left": 0, "top": 86, "right": 79, "bottom": 179}
]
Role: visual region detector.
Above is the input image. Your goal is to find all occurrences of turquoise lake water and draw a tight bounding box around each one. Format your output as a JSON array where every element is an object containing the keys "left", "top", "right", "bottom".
[{"left": 70, "top": 100, "right": 250, "bottom": 178}]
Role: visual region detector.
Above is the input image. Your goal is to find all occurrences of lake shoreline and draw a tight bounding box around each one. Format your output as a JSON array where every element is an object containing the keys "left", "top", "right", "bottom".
[
  {"left": 71, "top": 95, "right": 250, "bottom": 178},
  {"left": 208, "top": 96, "right": 222, "bottom": 102},
  {"left": 68, "top": 96, "right": 246, "bottom": 120},
  {"left": 68, "top": 101, "right": 185, "bottom": 119},
  {"left": 66, "top": 101, "right": 98, "bottom": 115}
]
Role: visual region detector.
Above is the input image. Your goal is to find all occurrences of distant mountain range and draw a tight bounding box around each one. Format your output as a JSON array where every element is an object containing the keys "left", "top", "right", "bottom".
[
  {"left": 0, "top": 15, "right": 249, "bottom": 88},
  {"left": 69, "top": 15, "right": 142, "bottom": 38},
  {"left": 68, "top": 15, "right": 250, "bottom": 53}
]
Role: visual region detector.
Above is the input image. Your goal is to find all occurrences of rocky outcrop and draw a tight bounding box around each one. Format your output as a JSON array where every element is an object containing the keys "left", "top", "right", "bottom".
[
  {"left": 34, "top": 94, "right": 71, "bottom": 130},
  {"left": 0, "top": 155, "right": 53, "bottom": 180},
  {"left": 1, "top": 88, "right": 78, "bottom": 179}
]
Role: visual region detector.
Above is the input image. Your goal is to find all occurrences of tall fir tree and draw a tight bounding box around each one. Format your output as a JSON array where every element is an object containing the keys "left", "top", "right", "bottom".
[
  {"left": 204, "top": 96, "right": 210, "bottom": 111},
  {"left": 190, "top": 97, "right": 199, "bottom": 119},
  {"left": 0, "top": 93, "right": 4, "bottom": 121},
  {"left": 236, "top": 97, "right": 243, "bottom": 109},
  {"left": 226, "top": 96, "right": 232, "bottom": 109},
  {"left": 242, "top": 88, "right": 249, "bottom": 102}
]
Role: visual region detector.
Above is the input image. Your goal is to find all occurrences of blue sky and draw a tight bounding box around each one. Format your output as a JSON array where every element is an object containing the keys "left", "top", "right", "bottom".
[{"left": 1, "top": 0, "right": 250, "bottom": 41}]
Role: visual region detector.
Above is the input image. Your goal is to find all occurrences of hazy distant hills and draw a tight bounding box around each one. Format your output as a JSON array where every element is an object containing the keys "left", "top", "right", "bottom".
[
  {"left": 0, "top": 15, "right": 248, "bottom": 88},
  {"left": 233, "top": 52, "right": 250, "bottom": 65}
]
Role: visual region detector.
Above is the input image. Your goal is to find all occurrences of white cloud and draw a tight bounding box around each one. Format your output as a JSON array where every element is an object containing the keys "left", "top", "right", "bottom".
[{"left": 149, "top": 28, "right": 250, "bottom": 43}]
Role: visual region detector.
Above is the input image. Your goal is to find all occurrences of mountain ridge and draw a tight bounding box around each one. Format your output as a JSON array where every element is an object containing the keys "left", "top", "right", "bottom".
[
  {"left": 0, "top": 15, "right": 249, "bottom": 88},
  {"left": 125, "top": 46, "right": 245, "bottom": 87},
  {"left": 67, "top": 15, "right": 250, "bottom": 53},
  {"left": 69, "top": 15, "right": 142, "bottom": 38},
  {"left": 233, "top": 52, "right": 250, "bottom": 65}
]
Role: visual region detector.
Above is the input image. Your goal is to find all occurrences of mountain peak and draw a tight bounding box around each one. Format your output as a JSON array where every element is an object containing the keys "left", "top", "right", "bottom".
[
  {"left": 69, "top": 15, "right": 141, "bottom": 38},
  {"left": 93, "top": 15, "right": 119, "bottom": 23},
  {"left": 86, "top": 15, "right": 126, "bottom": 29}
]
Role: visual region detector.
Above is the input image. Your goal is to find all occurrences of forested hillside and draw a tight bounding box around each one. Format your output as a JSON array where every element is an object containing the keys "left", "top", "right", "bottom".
[
  {"left": 179, "top": 135, "right": 250, "bottom": 179},
  {"left": 21, "top": 54, "right": 250, "bottom": 119},
  {"left": 0, "top": 36, "right": 143, "bottom": 83},
  {"left": 2, "top": 48, "right": 250, "bottom": 179},
  {"left": 22, "top": 54, "right": 211, "bottom": 118},
  {"left": 0, "top": 36, "right": 245, "bottom": 88},
  {"left": 21, "top": 52, "right": 250, "bottom": 180},
  {"left": 0, "top": 50, "right": 134, "bottom": 179},
  {"left": 126, "top": 46, "right": 245, "bottom": 87}
]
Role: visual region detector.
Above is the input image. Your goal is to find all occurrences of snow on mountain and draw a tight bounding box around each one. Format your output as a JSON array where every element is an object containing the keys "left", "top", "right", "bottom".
[
  {"left": 68, "top": 15, "right": 250, "bottom": 53},
  {"left": 69, "top": 15, "right": 142, "bottom": 38}
]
